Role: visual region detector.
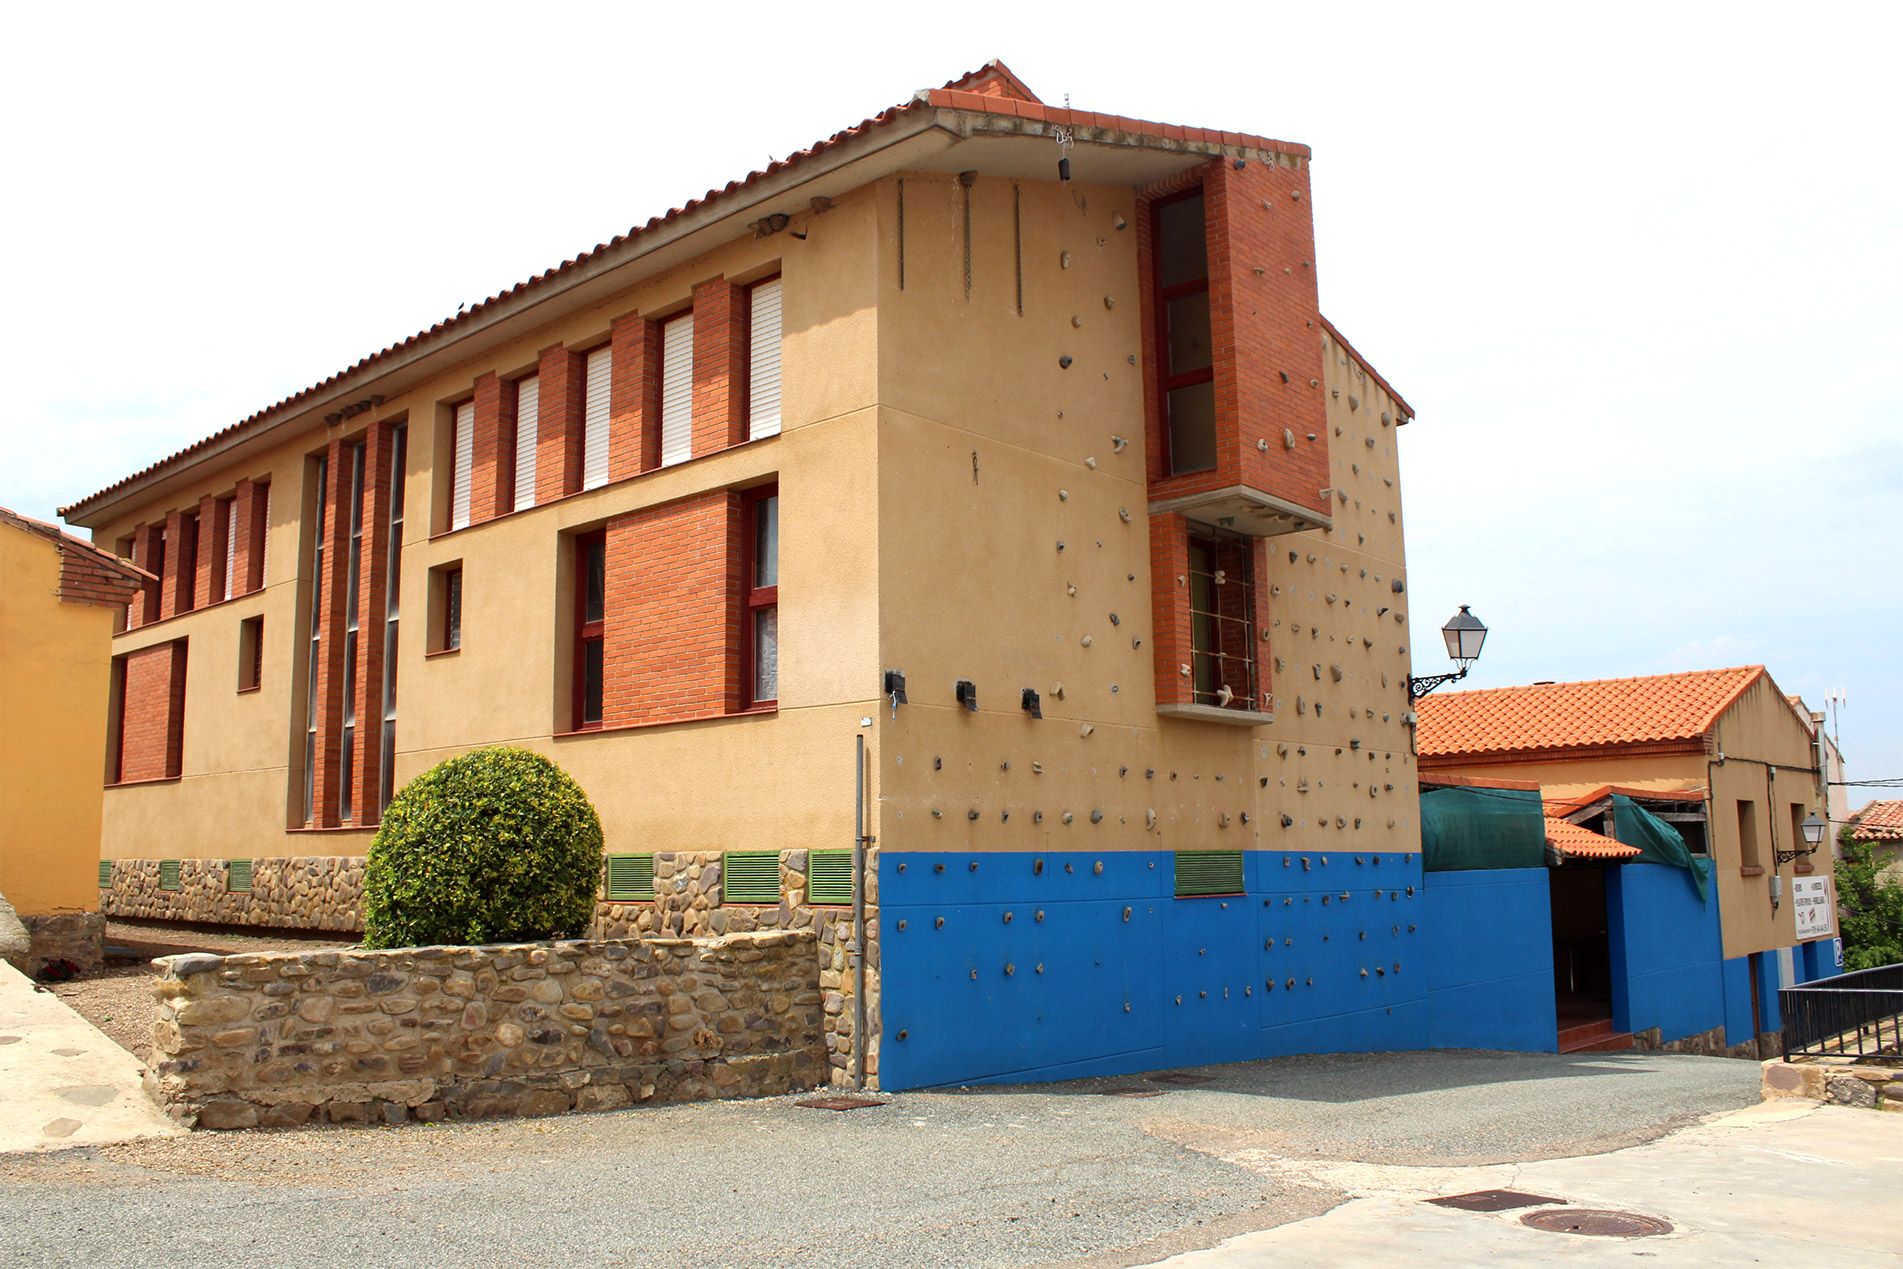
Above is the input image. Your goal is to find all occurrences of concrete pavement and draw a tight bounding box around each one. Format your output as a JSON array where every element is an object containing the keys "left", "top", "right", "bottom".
[
  {"left": 1145, "top": 1100, "right": 1903, "bottom": 1266},
  {"left": 0, "top": 961, "right": 179, "bottom": 1154}
]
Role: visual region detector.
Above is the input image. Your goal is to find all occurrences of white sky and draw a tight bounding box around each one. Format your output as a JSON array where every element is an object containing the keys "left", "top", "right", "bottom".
[{"left": 4, "top": 3, "right": 1897, "bottom": 791}]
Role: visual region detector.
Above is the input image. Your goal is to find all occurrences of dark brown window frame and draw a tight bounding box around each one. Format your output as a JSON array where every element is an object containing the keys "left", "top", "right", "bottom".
[
  {"left": 742, "top": 485, "right": 779, "bottom": 710},
  {"left": 1151, "top": 185, "right": 1216, "bottom": 477},
  {"left": 573, "top": 531, "right": 607, "bottom": 730}
]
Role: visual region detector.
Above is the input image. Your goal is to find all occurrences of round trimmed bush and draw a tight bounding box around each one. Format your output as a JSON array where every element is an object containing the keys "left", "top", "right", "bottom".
[{"left": 363, "top": 746, "right": 603, "bottom": 949}]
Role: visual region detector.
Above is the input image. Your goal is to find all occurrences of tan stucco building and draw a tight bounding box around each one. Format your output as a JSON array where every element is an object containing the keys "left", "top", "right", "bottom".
[
  {"left": 0, "top": 506, "right": 148, "bottom": 974},
  {"left": 62, "top": 63, "right": 1432, "bottom": 1088}
]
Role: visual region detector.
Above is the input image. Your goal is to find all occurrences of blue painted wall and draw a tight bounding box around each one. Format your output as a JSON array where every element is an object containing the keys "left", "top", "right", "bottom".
[
  {"left": 1420, "top": 868, "right": 1556, "bottom": 1052},
  {"left": 878, "top": 848, "right": 1561, "bottom": 1090},
  {"left": 1605, "top": 863, "right": 1726, "bottom": 1045},
  {"left": 1797, "top": 937, "right": 1840, "bottom": 983}
]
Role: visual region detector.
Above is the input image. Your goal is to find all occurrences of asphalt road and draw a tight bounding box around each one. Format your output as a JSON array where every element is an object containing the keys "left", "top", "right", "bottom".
[{"left": 0, "top": 1050, "right": 1761, "bottom": 1269}]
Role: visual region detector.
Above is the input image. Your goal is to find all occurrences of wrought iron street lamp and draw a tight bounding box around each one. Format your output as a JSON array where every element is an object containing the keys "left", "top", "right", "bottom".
[
  {"left": 1408, "top": 605, "right": 1488, "bottom": 700},
  {"left": 1776, "top": 812, "right": 1829, "bottom": 866}
]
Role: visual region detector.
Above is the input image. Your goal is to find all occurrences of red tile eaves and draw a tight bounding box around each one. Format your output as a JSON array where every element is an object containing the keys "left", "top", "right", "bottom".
[
  {"left": 0, "top": 504, "right": 152, "bottom": 585},
  {"left": 1849, "top": 800, "right": 1903, "bottom": 842},
  {"left": 1544, "top": 816, "right": 1642, "bottom": 861}
]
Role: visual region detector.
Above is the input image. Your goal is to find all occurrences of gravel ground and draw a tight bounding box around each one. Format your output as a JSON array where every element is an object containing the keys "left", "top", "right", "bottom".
[
  {"left": 48, "top": 922, "right": 353, "bottom": 1065},
  {"left": 0, "top": 1049, "right": 1760, "bottom": 1269}
]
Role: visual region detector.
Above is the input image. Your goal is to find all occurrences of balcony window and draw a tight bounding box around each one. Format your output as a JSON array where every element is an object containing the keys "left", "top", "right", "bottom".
[{"left": 1154, "top": 190, "right": 1215, "bottom": 476}]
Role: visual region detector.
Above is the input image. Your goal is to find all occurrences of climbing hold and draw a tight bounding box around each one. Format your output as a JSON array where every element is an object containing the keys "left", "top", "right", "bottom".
[
  {"left": 1003, "top": 911, "right": 1014, "bottom": 924},
  {"left": 1062, "top": 811, "right": 1074, "bottom": 825},
  {"left": 1109, "top": 612, "right": 1120, "bottom": 626},
  {"left": 1059, "top": 489, "right": 1069, "bottom": 502},
  {"left": 1122, "top": 906, "right": 1132, "bottom": 921},
  {"left": 1118, "top": 507, "right": 1131, "bottom": 523},
  {"left": 1079, "top": 723, "right": 1094, "bottom": 738},
  {"left": 1085, "top": 456, "right": 1098, "bottom": 470},
  {"left": 1090, "top": 809, "right": 1103, "bottom": 824},
  {"left": 1071, "top": 314, "right": 1084, "bottom": 328},
  {"left": 1080, "top": 635, "right": 1093, "bottom": 648},
  {"left": 1060, "top": 251, "right": 1071, "bottom": 268},
  {"left": 1066, "top": 582, "right": 1077, "bottom": 596},
  {"left": 931, "top": 808, "right": 943, "bottom": 819},
  {"left": 1058, "top": 355, "right": 1073, "bottom": 369}
]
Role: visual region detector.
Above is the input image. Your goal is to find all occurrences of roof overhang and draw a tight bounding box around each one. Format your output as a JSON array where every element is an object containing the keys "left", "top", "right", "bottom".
[{"left": 63, "top": 101, "right": 1286, "bottom": 529}]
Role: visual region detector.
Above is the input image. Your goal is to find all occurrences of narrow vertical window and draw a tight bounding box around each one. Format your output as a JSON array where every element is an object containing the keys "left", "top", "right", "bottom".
[
  {"left": 237, "top": 616, "right": 264, "bottom": 691},
  {"left": 301, "top": 454, "right": 329, "bottom": 825},
  {"left": 660, "top": 313, "right": 695, "bottom": 466},
  {"left": 148, "top": 527, "right": 167, "bottom": 622},
  {"left": 582, "top": 349, "right": 612, "bottom": 490},
  {"left": 574, "top": 532, "right": 607, "bottom": 728},
  {"left": 338, "top": 442, "right": 366, "bottom": 824},
  {"left": 747, "top": 276, "right": 783, "bottom": 440},
  {"left": 1153, "top": 189, "right": 1215, "bottom": 476},
  {"left": 379, "top": 425, "right": 407, "bottom": 810},
  {"left": 451, "top": 400, "right": 474, "bottom": 530},
  {"left": 1187, "top": 528, "right": 1258, "bottom": 711},
  {"left": 178, "top": 512, "right": 199, "bottom": 612},
  {"left": 745, "top": 487, "right": 779, "bottom": 708},
  {"left": 255, "top": 481, "right": 271, "bottom": 587},
  {"left": 444, "top": 566, "right": 463, "bottom": 651},
  {"left": 513, "top": 376, "right": 540, "bottom": 511},
  {"left": 220, "top": 496, "right": 237, "bottom": 601}
]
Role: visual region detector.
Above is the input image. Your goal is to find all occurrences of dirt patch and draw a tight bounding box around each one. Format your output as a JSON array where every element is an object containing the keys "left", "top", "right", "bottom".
[{"left": 48, "top": 920, "right": 353, "bottom": 1065}]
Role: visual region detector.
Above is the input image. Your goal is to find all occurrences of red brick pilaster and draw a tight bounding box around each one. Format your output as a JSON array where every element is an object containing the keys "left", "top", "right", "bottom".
[
  {"left": 536, "top": 346, "right": 586, "bottom": 503},
  {"left": 196, "top": 494, "right": 227, "bottom": 605},
  {"left": 118, "top": 640, "right": 188, "bottom": 782},
  {"left": 471, "top": 372, "right": 517, "bottom": 523},
  {"left": 308, "top": 436, "right": 353, "bottom": 826},
  {"left": 691, "top": 278, "right": 747, "bottom": 456},
  {"left": 130, "top": 523, "right": 160, "bottom": 626},
  {"left": 601, "top": 490, "right": 745, "bottom": 728},
  {"left": 610, "top": 312, "right": 662, "bottom": 479},
  {"left": 159, "top": 508, "right": 195, "bottom": 619},
  {"left": 350, "top": 422, "right": 396, "bottom": 824},
  {"left": 1148, "top": 513, "right": 1194, "bottom": 709},
  {"left": 232, "top": 478, "right": 268, "bottom": 594}
]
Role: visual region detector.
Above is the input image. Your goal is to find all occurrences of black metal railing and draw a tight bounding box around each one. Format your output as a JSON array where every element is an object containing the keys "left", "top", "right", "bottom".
[{"left": 1780, "top": 963, "right": 1903, "bottom": 1060}]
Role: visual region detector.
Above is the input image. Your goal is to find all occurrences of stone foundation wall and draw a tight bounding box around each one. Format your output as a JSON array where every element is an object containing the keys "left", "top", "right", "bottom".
[
  {"left": 21, "top": 911, "right": 105, "bottom": 977},
  {"left": 147, "top": 930, "right": 826, "bottom": 1129},
  {"left": 1634, "top": 1024, "right": 1783, "bottom": 1061},
  {"left": 103, "top": 857, "right": 364, "bottom": 931},
  {"left": 107, "top": 847, "right": 882, "bottom": 1088},
  {"left": 1762, "top": 1058, "right": 1903, "bottom": 1110}
]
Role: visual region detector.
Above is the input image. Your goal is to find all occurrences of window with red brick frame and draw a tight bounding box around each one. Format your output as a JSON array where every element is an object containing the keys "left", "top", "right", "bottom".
[
  {"left": 1152, "top": 187, "right": 1216, "bottom": 476},
  {"left": 743, "top": 485, "right": 779, "bottom": 708},
  {"left": 574, "top": 531, "right": 607, "bottom": 729}
]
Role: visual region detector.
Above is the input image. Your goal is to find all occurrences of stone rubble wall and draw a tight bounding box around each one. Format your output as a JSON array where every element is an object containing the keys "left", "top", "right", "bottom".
[
  {"left": 102, "top": 857, "right": 363, "bottom": 931},
  {"left": 147, "top": 930, "right": 826, "bottom": 1129},
  {"left": 107, "top": 847, "right": 883, "bottom": 1088},
  {"left": 21, "top": 912, "right": 105, "bottom": 976},
  {"left": 1762, "top": 1058, "right": 1903, "bottom": 1110}
]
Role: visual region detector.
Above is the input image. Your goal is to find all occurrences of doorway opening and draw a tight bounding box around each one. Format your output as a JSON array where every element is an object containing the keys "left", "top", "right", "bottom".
[{"left": 1549, "top": 864, "right": 1631, "bottom": 1052}]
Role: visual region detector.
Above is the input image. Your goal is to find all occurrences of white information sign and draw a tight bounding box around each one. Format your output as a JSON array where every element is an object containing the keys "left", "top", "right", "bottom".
[{"left": 1791, "top": 874, "right": 1835, "bottom": 941}]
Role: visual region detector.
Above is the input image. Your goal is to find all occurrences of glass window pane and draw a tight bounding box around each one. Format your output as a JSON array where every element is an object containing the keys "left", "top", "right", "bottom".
[
  {"left": 754, "top": 495, "right": 778, "bottom": 589},
  {"left": 1166, "top": 294, "right": 1212, "bottom": 375},
  {"left": 446, "top": 571, "right": 462, "bottom": 650},
  {"left": 1167, "top": 382, "right": 1217, "bottom": 475},
  {"left": 585, "top": 539, "right": 606, "bottom": 624},
  {"left": 1157, "top": 193, "right": 1207, "bottom": 288},
  {"left": 582, "top": 639, "right": 605, "bottom": 724},
  {"left": 754, "top": 608, "right": 778, "bottom": 703}
]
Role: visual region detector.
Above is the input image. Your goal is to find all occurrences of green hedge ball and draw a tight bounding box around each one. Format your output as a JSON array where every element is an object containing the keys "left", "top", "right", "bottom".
[{"left": 363, "top": 747, "right": 604, "bottom": 950}]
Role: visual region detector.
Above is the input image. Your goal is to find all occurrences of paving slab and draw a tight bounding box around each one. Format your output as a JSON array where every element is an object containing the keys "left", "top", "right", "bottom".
[
  {"left": 0, "top": 961, "right": 181, "bottom": 1154},
  {"left": 1143, "top": 1100, "right": 1903, "bottom": 1266}
]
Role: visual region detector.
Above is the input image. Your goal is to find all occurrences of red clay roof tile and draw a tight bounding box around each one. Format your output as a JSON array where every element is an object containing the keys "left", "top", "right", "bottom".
[
  {"left": 1417, "top": 667, "right": 1767, "bottom": 761},
  {"left": 1544, "top": 817, "right": 1642, "bottom": 861},
  {"left": 1849, "top": 800, "right": 1903, "bottom": 842}
]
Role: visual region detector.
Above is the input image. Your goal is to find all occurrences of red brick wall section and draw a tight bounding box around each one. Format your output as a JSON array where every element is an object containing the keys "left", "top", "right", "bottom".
[
  {"left": 470, "top": 372, "right": 517, "bottom": 523},
  {"left": 1136, "top": 157, "right": 1331, "bottom": 518},
  {"left": 195, "top": 494, "right": 227, "bottom": 605},
  {"left": 609, "top": 312, "right": 661, "bottom": 480},
  {"left": 536, "top": 347, "right": 585, "bottom": 504},
  {"left": 601, "top": 491, "right": 744, "bottom": 728},
  {"left": 118, "top": 640, "right": 187, "bottom": 782},
  {"left": 691, "top": 279, "right": 747, "bottom": 456},
  {"left": 349, "top": 421, "right": 396, "bottom": 823},
  {"left": 56, "top": 543, "right": 145, "bottom": 609},
  {"left": 1148, "top": 513, "right": 1194, "bottom": 709},
  {"left": 159, "top": 508, "right": 196, "bottom": 620},
  {"left": 130, "top": 522, "right": 161, "bottom": 625},
  {"left": 308, "top": 436, "right": 354, "bottom": 826},
  {"left": 232, "top": 479, "right": 268, "bottom": 594}
]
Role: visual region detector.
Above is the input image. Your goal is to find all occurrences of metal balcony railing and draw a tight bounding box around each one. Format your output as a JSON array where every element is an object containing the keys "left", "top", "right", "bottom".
[{"left": 1780, "top": 963, "right": 1903, "bottom": 1061}]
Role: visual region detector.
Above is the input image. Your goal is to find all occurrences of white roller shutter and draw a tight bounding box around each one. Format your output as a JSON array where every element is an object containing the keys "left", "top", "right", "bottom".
[
  {"left": 452, "top": 401, "right": 474, "bottom": 530},
  {"left": 582, "top": 347, "right": 612, "bottom": 490},
  {"left": 514, "top": 376, "right": 540, "bottom": 511},
  {"left": 221, "top": 498, "right": 236, "bottom": 600},
  {"left": 660, "top": 314, "right": 694, "bottom": 467},
  {"left": 748, "top": 278, "right": 782, "bottom": 440}
]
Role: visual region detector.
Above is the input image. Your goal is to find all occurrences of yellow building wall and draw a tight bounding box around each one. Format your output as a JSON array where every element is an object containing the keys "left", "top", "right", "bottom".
[
  {"left": 0, "top": 524, "right": 113, "bottom": 916},
  {"left": 871, "top": 173, "right": 1418, "bottom": 857},
  {"left": 95, "top": 187, "right": 888, "bottom": 864}
]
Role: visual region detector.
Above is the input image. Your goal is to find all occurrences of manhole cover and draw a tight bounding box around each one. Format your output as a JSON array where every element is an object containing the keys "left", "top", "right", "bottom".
[
  {"left": 1522, "top": 1209, "right": 1673, "bottom": 1238},
  {"left": 1427, "top": 1189, "right": 1566, "bottom": 1213},
  {"left": 1148, "top": 1071, "right": 1215, "bottom": 1086},
  {"left": 1099, "top": 1086, "right": 1166, "bottom": 1098},
  {"left": 795, "top": 1096, "right": 887, "bottom": 1112}
]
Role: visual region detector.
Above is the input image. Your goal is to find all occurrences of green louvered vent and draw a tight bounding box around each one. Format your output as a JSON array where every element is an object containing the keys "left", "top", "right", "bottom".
[
  {"left": 605, "top": 853, "right": 655, "bottom": 902},
  {"left": 1174, "top": 850, "right": 1244, "bottom": 898},
  {"left": 722, "top": 851, "right": 782, "bottom": 905},
  {"left": 808, "top": 850, "right": 854, "bottom": 906},
  {"left": 158, "top": 859, "right": 182, "bottom": 892},
  {"left": 98, "top": 860, "right": 113, "bottom": 888},
  {"left": 226, "top": 859, "right": 253, "bottom": 894}
]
